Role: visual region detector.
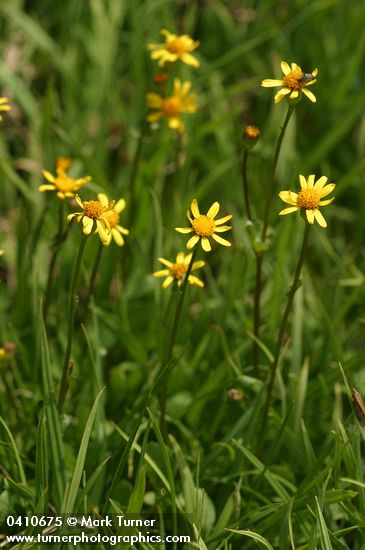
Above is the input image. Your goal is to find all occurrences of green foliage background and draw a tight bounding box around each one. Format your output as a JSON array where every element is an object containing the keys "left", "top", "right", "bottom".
[{"left": 1, "top": 0, "right": 365, "bottom": 548}]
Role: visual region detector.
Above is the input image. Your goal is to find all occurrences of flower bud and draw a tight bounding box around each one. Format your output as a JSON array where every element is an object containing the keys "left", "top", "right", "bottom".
[
  {"left": 227, "top": 388, "right": 244, "bottom": 401},
  {"left": 153, "top": 72, "right": 168, "bottom": 85},
  {"left": 242, "top": 125, "right": 260, "bottom": 150}
]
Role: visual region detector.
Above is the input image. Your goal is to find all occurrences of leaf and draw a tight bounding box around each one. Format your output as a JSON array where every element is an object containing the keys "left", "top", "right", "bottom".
[
  {"left": 227, "top": 529, "right": 274, "bottom": 549},
  {"left": 62, "top": 387, "right": 105, "bottom": 513}
]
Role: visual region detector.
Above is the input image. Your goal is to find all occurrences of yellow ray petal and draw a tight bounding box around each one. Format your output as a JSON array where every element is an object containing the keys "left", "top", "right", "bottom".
[
  {"left": 187, "top": 235, "right": 200, "bottom": 249},
  {"left": 302, "top": 88, "right": 316, "bottom": 102},
  {"left": 207, "top": 202, "right": 220, "bottom": 218},
  {"left": 279, "top": 206, "right": 300, "bottom": 216},
  {"left": 305, "top": 210, "right": 315, "bottom": 224},
  {"left": 201, "top": 237, "right": 211, "bottom": 252},
  {"left": 191, "top": 199, "right": 200, "bottom": 218},
  {"left": 313, "top": 209, "right": 327, "bottom": 228},
  {"left": 212, "top": 234, "right": 231, "bottom": 247}
]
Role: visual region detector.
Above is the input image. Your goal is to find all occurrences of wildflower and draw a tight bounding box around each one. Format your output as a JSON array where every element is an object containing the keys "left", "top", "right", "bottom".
[
  {"left": 261, "top": 61, "right": 318, "bottom": 104},
  {"left": 39, "top": 165, "right": 91, "bottom": 200},
  {"left": 56, "top": 156, "right": 72, "bottom": 171},
  {"left": 279, "top": 174, "right": 335, "bottom": 228},
  {"left": 153, "top": 252, "right": 205, "bottom": 289},
  {"left": 0, "top": 97, "right": 11, "bottom": 121},
  {"left": 146, "top": 78, "right": 198, "bottom": 134},
  {"left": 176, "top": 199, "right": 232, "bottom": 252},
  {"left": 97, "top": 193, "right": 129, "bottom": 246},
  {"left": 148, "top": 29, "right": 200, "bottom": 68},
  {"left": 67, "top": 195, "right": 113, "bottom": 243}
]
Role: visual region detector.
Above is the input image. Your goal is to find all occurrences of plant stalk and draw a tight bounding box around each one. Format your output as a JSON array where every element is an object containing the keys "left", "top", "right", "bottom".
[
  {"left": 58, "top": 233, "right": 88, "bottom": 412},
  {"left": 253, "top": 105, "right": 294, "bottom": 372},
  {"left": 159, "top": 248, "right": 198, "bottom": 434},
  {"left": 261, "top": 222, "right": 311, "bottom": 435}
]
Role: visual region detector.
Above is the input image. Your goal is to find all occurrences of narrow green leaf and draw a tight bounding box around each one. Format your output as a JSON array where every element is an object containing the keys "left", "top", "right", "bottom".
[
  {"left": 226, "top": 529, "right": 274, "bottom": 549},
  {"left": 62, "top": 387, "right": 105, "bottom": 513}
]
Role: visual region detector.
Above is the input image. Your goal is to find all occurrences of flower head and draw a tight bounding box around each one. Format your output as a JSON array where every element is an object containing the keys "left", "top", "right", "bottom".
[
  {"left": 97, "top": 193, "right": 129, "bottom": 246},
  {"left": 0, "top": 97, "right": 11, "bottom": 121},
  {"left": 153, "top": 252, "right": 205, "bottom": 289},
  {"left": 279, "top": 174, "right": 335, "bottom": 228},
  {"left": 67, "top": 195, "right": 114, "bottom": 243},
  {"left": 148, "top": 29, "right": 200, "bottom": 68},
  {"left": 39, "top": 164, "right": 91, "bottom": 200},
  {"left": 146, "top": 78, "right": 198, "bottom": 134},
  {"left": 261, "top": 61, "right": 318, "bottom": 104},
  {"left": 56, "top": 156, "right": 72, "bottom": 171},
  {"left": 176, "top": 199, "right": 232, "bottom": 252}
]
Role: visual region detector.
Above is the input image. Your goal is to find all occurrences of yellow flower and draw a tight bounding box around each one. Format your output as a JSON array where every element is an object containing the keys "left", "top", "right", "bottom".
[
  {"left": 176, "top": 199, "right": 232, "bottom": 252},
  {"left": 279, "top": 175, "right": 335, "bottom": 228},
  {"left": 148, "top": 29, "right": 200, "bottom": 68},
  {"left": 56, "top": 156, "right": 72, "bottom": 171},
  {"left": 67, "top": 195, "right": 113, "bottom": 244},
  {"left": 153, "top": 252, "right": 205, "bottom": 289},
  {"left": 146, "top": 78, "right": 198, "bottom": 134},
  {"left": 261, "top": 61, "right": 318, "bottom": 104},
  {"left": 39, "top": 166, "right": 91, "bottom": 200},
  {"left": 0, "top": 97, "right": 11, "bottom": 121},
  {"left": 97, "top": 193, "right": 129, "bottom": 246}
]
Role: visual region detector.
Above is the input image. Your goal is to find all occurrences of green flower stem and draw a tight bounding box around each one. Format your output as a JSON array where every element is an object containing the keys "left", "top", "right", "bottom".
[
  {"left": 242, "top": 149, "right": 253, "bottom": 221},
  {"left": 43, "top": 202, "right": 70, "bottom": 321},
  {"left": 261, "top": 105, "right": 294, "bottom": 242},
  {"left": 253, "top": 104, "right": 294, "bottom": 373},
  {"left": 159, "top": 248, "right": 198, "bottom": 435},
  {"left": 127, "top": 119, "right": 148, "bottom": 226},
  {"left": 81, "top": 239, "right": 104, "bottom": 321},
  {"left": 261, "top": 222, "right": 311, "bottom": 436},
  {"left": 58, "top": 233, "right": 89, "bottom": 413}
]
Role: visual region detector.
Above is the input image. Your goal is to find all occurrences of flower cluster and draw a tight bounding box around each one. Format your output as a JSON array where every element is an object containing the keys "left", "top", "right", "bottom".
[
  {"left": 67, "top": 194, "right": 129, "bottom": 246},
  {"left": 39, "top": 158, "right": 129, "bottom": 246},
  {"left": 154, "top": 199, "right": 232, "bottom": 290},
  {"left": 260, "top": 61, "right": 336, "bottom": 227},
  {"left": 146, "top": 28, "right": 200, "bottom": 134}
]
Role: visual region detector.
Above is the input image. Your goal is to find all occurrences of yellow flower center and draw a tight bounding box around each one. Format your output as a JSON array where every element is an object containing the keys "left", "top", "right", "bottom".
[
  {"left": 163, "top": 97, "right": 182, "bottom": 117},
  {"left": 105, "top": 211, "right": 119, "bottom": 228},
  {"left": 170, "top": 262, "right": 187, "bottom": 280},
  {"left": 297, "top": 188, "right": 320, "bottom": 210},
  {"left": 283, "top": 69, "right": 306, "bottom": 90},
  {"left": 168, "top": 37, "right": 187, "bottom": 54},
  {"left": 83, "top": 200, "right": 105, "bottom": 219},
  {"left": 192, "top": 215, "right": 215, "bottom": 237},
  {"left": 55, "top": 175, "right": 78, "bottom": 193}
]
